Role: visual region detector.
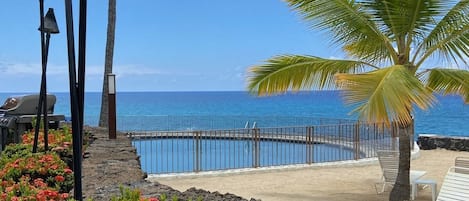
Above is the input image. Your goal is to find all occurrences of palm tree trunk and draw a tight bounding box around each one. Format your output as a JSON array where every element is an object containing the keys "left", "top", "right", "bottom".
[
  {"left": 389, "top": 121, "right": 413, "bottom": 201},
  {"left": 99, "top": 0, "right": 116, "bottom": 128}
]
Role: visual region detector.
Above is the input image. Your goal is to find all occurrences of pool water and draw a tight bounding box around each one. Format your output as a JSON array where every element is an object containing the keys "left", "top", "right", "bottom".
[{"left": 133, "top": 138, "right": 361, "bottom": 174}]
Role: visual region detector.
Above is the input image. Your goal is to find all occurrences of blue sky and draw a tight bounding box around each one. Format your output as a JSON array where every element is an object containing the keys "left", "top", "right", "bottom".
[{"left": 0, "top": 1, "right": 341, "bottom": 92}]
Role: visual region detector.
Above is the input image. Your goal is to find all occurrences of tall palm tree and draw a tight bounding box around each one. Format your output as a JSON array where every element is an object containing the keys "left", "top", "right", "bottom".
[
  {"left": 247, "top": 0, "right": 469, "bottom": 200},
  {"left": 99, "top": 0, "right": 116, "bottom": 128}
]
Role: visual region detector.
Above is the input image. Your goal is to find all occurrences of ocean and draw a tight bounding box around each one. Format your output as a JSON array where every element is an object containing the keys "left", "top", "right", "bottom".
[{"left": 1, "top": 91, "right": 468, "bottom": 136}]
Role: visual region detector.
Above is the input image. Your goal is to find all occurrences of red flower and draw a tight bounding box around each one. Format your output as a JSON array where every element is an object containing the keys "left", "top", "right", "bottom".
[
  {"left": 64, "top": 168, "right": 73, "bottom": 174},
  {"left": 33, "top": 178, "right": 47, "bottom": 188},
  {"left": 61, "top": 193, "right": 69, "bottom": 199},
  {"left": 55, "top": 175, "right": 65, "bottom": 182},
  {"left": 50, "top": 164, "right": 59, "bottom": 170},
  {"left": 148, "top": 198, "right": 159, "bottom": 201}
]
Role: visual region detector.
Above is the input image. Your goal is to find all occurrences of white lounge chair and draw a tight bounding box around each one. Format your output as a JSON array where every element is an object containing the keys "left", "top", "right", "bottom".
[
  {"left": 375, "top": 150, "right": 426, "bottom": 194},
  {"left": 437, "top": 166, "right": 469, "bottom": 201},
  {"left": 455, "top": 157, "right": 469, "bottom": 174},
  {"left": 375, "top": 150, "right": 398, "bottom": 193}
]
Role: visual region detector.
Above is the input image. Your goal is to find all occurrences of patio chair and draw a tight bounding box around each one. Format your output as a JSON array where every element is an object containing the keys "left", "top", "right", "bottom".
[
  {"left": 375, "top": 150, "right": 398, "bottom": 193},
  {"left": 455, "top": 157, "right": 469, "bottom": 174},
  {"left": 436, "top": 166, "right": 469, "bottom": 201},
  {"left": 375, "top": 150, "right": 426, "bottom": 194}
]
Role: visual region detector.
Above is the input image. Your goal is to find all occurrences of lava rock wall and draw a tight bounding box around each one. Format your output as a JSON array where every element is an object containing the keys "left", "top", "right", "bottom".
[{"left": 418, "top": 134, "right": 469, "bottom": 151}]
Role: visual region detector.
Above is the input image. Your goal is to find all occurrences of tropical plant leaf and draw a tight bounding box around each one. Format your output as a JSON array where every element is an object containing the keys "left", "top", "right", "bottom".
[
  {"left": 414, "top": 0, "right": 469, "bottom": 67},
  {"left": 364, "top": 0, "right": 443, "bottom": 38},
  {"left": 423, "top": 68, "right": 469, "bottom": 103},
  {"left": 247, "top": 55, "right": 374, "bottom": 95},
  {"left": 286, "top": 0, "right": 398, "bottom": 64},
  {"left": 363, "top": 0, "right": 445, "bottom": 62},
  {"left": 336, "top": 65, "right": 435, "bottom": 125}
]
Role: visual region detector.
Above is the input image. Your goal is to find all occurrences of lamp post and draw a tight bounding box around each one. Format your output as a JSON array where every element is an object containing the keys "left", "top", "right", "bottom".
[
  {"left": 108, "top": 74, "right": 116, "bottom": 139},
  {"left": 33, "top": 6, "right": 59, "bottom": 153},
  {"left": 64, "top": 0, "right": 87, "bottom": 199}
]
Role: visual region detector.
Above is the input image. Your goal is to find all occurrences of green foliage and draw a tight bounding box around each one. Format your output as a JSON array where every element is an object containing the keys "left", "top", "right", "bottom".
[
  {"left": 0, "top": 127, "right": 74, "bottom": 200},
  {"left": 160, "top": 194, "right": 167, "bottom": 201},
  {"left": 0, "top": 144, "right": 33, "bottom": 168},
  {"left": 0, "top": 152, "right": 74, "bottom": 193},
  {"left": 186, "top": 196, "right": 203, "bottom": 201},
  {"left": 247, "top": 0, "right": 469, "bottom": 125},
  {"left": 111, "top": 186, "right": 141, "bottom": 201},
  {"left": 110, "top": 185, "right": 159, "bottom": 201},
  {"left": 424, "top": 69, "right": 469, "bottom": 103},
  {"left": 246, "top": 1, "right": 469, "bottom": 200},
  {"left": 248, "top": 55, "right": 373, "bottom": 95},
  {"left": 337, "top": 65, "right": 435, "bottom": 125},
  {"left": 31, "top": 116, "right": 45, "bottom": 130}
]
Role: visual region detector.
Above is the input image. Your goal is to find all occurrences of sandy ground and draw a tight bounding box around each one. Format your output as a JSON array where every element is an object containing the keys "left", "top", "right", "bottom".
[{"left": 154, "top": 149, "right": 469, "bottom": 201}]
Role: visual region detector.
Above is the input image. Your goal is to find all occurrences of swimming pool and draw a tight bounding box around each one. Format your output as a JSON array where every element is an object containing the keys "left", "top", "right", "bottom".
[{"left": 133, "top": 137, "right": 366, "bottom": 174}]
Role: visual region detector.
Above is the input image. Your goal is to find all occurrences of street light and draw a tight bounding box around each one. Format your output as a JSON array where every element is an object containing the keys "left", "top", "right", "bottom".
[
  {"left": 108, "top": 74, "right": 117, "bottom": 139},
  {"left": 33, "top": 7, "right": 59, "bottom": 153}
]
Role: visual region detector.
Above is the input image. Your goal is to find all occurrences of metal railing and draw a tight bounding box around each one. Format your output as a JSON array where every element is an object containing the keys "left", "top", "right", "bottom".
[
  {"left": 118, "top": 115, "right": 357, "bottom": 131},
  {"left": 128, "top": 120, "right": 405, "bottom": 174}
]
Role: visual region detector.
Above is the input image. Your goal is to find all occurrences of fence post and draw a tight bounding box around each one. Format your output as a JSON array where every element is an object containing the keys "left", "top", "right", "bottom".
[
  {"left": 194, "top": 131, "right": 201, "bottom": 172},
  {"left": 353, "top": 122, "right": 360, "bottom": 160},
  {"left": 311, "top": 126, "right": 315, "bottom": 163},
  {"left": 252, "top": 128, "right": 260, "bottom": 168},
  {"left": 306, "top": 126, "right": 313, "bottom": 164}
]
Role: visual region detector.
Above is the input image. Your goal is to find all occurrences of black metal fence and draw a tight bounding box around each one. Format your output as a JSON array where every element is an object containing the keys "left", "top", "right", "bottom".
[
  {"left": 118, "top": 115, "right": 357, "bottom": 131},
  {"left": 127, "top": 119, "right": 405, "bottom": 174}
]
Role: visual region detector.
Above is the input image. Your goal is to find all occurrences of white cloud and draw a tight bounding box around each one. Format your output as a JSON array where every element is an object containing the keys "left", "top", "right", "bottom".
[
  {"left": 0, "top": 61, "right": 245, "bottom": 92},
  {"left": 115, "top": 65, "right": 161, "bottom": 77},
  {"left": 0, "top": 62, "right": 41, "bottom": 75},
  {"left": 328, "top": 56, "right": 343, "bottom": 60},
  {"left": 0, "top": 62, "right": 162, "bottom": 77}
]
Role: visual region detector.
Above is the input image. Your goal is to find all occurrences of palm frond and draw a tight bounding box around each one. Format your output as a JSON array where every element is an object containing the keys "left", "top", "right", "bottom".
[
  {"left": 364, "top": 0, "right": 444, "bottom": 38},
  {"left": 286, "top": 0, "right": 397, "bottom": 63},
  {"left": 247, "top": 55, "right": 374, "bottom": 95},
  {"left": 423, "top": 68, "right": 469, "bottom": 103},
  {"left": 336, "top": 65, "right": 435, "bottom": 125},
  {"left": 414, "top": 0, "right": 469, "bottom": 67}
]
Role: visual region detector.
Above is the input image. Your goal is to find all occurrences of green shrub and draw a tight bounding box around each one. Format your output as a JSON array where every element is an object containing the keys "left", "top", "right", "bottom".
[
  {"left": 0, "top": 144, "right": 33, "bottom": 168},
  {"left": 110, "top": 186, "right": 159, "bottom": 201},
  {"left": 0, "top": 152, "right": 74, "bottom": 193}
]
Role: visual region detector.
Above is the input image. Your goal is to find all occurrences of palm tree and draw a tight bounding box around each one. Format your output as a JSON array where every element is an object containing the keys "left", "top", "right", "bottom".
[
  {"left": 99, "top": 0, "right": 116, "bottom": 128},
  {"left": 247, "top": 1, "right": 469, "bottom": 200}
]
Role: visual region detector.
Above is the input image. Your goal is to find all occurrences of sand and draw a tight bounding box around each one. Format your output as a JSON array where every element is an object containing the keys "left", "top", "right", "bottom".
[{"left": 154, "top": 149, "right": 469, "bottom": 201}]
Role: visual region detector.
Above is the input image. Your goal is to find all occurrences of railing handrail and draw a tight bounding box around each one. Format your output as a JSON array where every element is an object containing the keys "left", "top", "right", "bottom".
[{"left": 130, "top": 119, "right": 409, "bottom": 174}]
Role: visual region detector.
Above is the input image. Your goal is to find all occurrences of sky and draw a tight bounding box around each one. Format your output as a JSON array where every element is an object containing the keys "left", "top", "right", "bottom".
[{"left": 0, "top": 1, "right": 341, "bottom": 93}]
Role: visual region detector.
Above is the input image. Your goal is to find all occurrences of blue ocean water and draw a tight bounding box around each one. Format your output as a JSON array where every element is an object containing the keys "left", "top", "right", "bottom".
[{"left": 1, "top": 91, "right": 468, "bottom": 136}]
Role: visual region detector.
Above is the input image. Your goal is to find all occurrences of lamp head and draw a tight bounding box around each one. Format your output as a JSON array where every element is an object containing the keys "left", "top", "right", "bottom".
[{"left": 39, "top": 8, "right": 59, "bottom": 34}]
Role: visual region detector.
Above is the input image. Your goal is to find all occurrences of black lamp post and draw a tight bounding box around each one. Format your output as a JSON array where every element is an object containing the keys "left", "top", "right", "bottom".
[
  {"left": 33, "top": 6, "right": 59, "bottom": 153},
  {"left": 64, "top": 0, "right": 87, "bottom": 200},
  {"left": 33, "top": 0, "right": 87, "bottom": 199}
]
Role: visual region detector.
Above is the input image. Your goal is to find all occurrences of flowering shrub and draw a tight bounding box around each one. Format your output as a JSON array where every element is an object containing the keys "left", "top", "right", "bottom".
[
  {"left": 0, "top": 175, "right": 70, "bottom": 201},
  {"left": 21, "top": 127, "right": 74, "bottom": 168},
  {"left": 1, "top": 126, "right": 166, "bottom": 201},
  {"left": 0, "top": 144, "right": 33, "bottom": 168},
  {"left": 21, "top": 127, "right": 73, "bottom": 151},
  {"left": 0, "top": 152, "right": 74, "bottom": 197}
]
